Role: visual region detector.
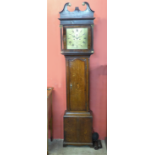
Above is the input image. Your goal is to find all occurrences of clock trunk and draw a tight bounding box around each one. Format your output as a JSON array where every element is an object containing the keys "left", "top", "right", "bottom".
[{"left": 66, "top": 56, "right": 89, "bottom": 111}]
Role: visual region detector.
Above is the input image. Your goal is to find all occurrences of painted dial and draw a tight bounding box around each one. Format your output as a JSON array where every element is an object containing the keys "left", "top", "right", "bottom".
[{"left": 66, "top": 28, "right": 88, "bottom": 49}]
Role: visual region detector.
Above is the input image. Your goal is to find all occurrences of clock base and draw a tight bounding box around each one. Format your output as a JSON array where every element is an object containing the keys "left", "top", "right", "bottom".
[{"left": 63, "top": 111, "right": 93, "bottom": 147}]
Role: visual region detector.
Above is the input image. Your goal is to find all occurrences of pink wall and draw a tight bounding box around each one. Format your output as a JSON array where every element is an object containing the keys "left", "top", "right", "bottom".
[{"left": 47, "top": 0, "right": 107, "bottom": 140}]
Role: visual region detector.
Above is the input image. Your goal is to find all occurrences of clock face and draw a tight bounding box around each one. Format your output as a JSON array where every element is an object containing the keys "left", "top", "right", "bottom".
[{"left": 66, "top": 28, "right": 88, "bottom": 49}]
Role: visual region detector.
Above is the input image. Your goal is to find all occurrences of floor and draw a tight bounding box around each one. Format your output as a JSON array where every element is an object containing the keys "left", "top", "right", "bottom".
[{"left": 48, "top": 139, "right": 107, "bottom": 155}]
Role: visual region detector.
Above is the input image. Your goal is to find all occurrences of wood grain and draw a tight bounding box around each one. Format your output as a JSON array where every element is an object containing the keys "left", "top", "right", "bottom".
[
  {"left": 64, "top": 111, "right": 93, "bottom": 145},
  {"left": 66, "top": 56, "right": 89, "bottom": 111},
  {"left": 69, "top": 58, "right": 86, "bottom": 111}
]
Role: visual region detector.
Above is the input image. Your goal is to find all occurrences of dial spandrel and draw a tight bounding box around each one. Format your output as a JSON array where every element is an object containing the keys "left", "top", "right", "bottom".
[{"left": 66, "top": 28, "right": 88, "bottom": 49}]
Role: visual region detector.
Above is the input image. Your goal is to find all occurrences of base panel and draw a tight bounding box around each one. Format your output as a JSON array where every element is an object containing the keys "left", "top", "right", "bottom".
[{"left": 63, "top": 111, "right": 93, "bottom": 146}]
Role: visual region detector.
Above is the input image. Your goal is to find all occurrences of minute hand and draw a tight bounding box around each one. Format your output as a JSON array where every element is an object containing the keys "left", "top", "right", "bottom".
[{"left": 78, "top": 35, "right": 84, "bottom": 38}]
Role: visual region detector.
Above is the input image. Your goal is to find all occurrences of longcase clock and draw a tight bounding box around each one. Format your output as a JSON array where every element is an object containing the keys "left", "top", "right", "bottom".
[{"left": 58, "top": 2, "right": 95, "bottom": 147}]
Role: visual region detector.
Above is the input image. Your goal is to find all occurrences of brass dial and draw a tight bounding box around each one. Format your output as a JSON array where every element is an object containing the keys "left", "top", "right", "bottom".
[{"left": 66, "top": 28, "right": 88, "bottom": 49}]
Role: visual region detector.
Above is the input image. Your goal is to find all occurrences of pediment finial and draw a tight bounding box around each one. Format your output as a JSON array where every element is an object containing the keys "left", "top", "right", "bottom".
[
  {"left": 82, "top": 2, "right": 94, "bottom": 12},
  {"left": 59, "top": 2, "right": 71, "bottom": 13}
]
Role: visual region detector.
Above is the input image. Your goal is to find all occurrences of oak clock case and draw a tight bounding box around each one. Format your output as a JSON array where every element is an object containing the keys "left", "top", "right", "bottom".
[{"left": 59, "top": 2, "right": 95, "bottom": 147}]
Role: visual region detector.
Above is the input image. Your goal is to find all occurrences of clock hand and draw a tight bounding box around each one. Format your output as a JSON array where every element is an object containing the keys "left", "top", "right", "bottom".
[
  {"left": 77, "top": 35, "right": 82, "bottom": 38},
  {"left": 75, "top": 35, "right": 83, "bottom": 39},
  {"left": 78, "top": 33, "right": 85, "bottom": 38}
]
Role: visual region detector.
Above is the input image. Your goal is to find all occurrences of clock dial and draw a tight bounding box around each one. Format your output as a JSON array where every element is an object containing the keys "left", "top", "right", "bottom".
[{"left": 66, "top": 28, "right": 88, "bottom": 49}]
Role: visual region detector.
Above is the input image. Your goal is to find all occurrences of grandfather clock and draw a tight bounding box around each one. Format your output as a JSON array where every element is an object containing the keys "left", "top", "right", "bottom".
[{"left": 59, "top": 2, "right": 95, "bottom": 147}]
